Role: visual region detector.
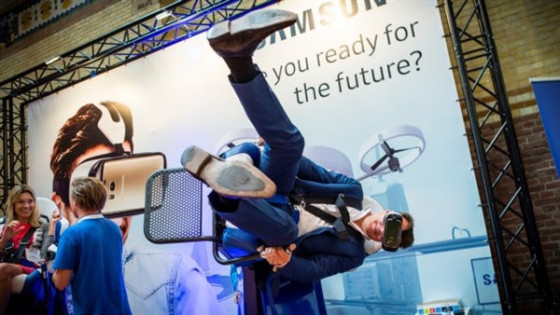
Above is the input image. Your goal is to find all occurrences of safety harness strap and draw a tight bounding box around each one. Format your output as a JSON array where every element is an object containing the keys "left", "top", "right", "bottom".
[
  {"left": 294, "top": 193, "right": 362, "bottom": 242},
  {"left": 2, "top": 226, "right": 37, "bottom": 263},
  {"left": 291, "top": 194, "right": 361, "bottom": 209}
]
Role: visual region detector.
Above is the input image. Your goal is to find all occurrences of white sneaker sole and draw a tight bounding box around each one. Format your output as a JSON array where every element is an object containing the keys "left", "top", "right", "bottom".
[{"left": 182, "top": 146, "right": 276, "bottom": 198}]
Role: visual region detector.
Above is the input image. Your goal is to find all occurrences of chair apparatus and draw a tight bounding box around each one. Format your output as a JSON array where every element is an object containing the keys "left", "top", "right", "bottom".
[{"left": 143, "top": 167, "right": 326, "bottom": 315}]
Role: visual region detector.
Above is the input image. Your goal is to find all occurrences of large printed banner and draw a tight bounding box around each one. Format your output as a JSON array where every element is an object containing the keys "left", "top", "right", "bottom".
[{"left": 27, "top": 0, "right": 500, "bottom": 313}]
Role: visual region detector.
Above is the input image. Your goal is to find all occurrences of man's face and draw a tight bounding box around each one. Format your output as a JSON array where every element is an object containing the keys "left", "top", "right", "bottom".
[
  {"left": 52, "top": 141, "right": 132, "bottom": 226},
  {"left": 363, "top": 210, "right": 410, "bottom": 242}
]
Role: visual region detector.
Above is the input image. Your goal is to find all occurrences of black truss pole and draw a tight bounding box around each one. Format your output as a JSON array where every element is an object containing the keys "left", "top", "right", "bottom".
[
  {"left": 1, "top": 97, "right": 10, "bottom": 205},
  {"left": 443, "top": 0, "right": 516, "bottom": 312},
  {"left": 7, "top": 98, "right": 15, "bottom": 188},
  {"left": 18, "top": 103, "right": 27, "bottom": 187},
  {"left": 1, "top": 96, "right": 26, "bottom": 206},
  {"left": 442, "top": 0, "right": 554, "bottom": 313},
  {"left": 476, "top": 0, "right": 553, "bottom": 311}
]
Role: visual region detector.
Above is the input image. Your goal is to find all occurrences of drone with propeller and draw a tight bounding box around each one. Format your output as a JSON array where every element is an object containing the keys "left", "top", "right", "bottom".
[
  {"left": 371, "top": 140, "right": 406, "bottom": 173},
  {"left": 357, "top": 125, "right": 425, "bottom": 181}
]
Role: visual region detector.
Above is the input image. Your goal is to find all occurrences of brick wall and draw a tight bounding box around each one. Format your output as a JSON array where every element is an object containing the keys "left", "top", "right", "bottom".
[
  {"left": 0, "top": 0, "right": 164, "bottom": 82},
  {"left": 0, "top": 0, "right": 559, "bottom": 311},
  {"left": 515, "top": 114, "right": 560, "bottom": 308},
  {"left": 487, "top": 1, "right": 560, "bottom": 92}
]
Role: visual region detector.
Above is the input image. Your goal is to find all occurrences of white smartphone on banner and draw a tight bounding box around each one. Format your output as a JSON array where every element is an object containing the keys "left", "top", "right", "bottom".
[{"left": 71, "top": 153, "right": 166, "bottom": 217}]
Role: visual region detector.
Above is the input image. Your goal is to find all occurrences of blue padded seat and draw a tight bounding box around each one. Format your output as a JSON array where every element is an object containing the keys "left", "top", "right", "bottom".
[{"left": 262, "top": 274, "right": 327, "bottom": 315}]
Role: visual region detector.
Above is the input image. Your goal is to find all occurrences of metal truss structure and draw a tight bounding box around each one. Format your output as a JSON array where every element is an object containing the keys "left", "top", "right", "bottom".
[
  {"left": 442, "top": 0, "right": 554, "bottom": 313},
  {"left": 0, "top": 0, "right": 555, "bottom": 313},
  {"left": 0, "top": 0, "right": 279, "bottom": 202}
]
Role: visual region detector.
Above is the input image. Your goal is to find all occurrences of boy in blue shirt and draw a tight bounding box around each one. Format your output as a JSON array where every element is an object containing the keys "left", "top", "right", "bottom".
[{"left": 52, "top": 177, "right": 131, "bottom": 315}]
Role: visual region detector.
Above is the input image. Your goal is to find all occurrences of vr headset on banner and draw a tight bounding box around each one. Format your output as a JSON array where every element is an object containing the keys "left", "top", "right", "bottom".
[
  {"left": 54, "top": 152, "right": 166, "bottom": 218},
  {"left": 381, "top": 211, "right": 403, "bottom": 252}
]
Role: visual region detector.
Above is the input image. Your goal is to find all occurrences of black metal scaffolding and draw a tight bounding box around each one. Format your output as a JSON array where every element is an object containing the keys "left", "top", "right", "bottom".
[
  {"left": 442, "top": 0, "right": 554, "bottom": 313},
  {"left": 0, "top": 0, "right": 555, "bottom": 313}
]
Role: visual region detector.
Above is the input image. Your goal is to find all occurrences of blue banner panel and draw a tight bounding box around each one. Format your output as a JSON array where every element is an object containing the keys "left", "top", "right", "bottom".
[{"left": 531, "top": 78, "right": 560, "bottom": 178}]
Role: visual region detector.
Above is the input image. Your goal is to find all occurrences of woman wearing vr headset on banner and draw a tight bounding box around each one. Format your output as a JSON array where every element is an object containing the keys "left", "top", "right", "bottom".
[
  {"left": 0, "top": 184, "right": 61, "bottom": 314},
  {"left": 182, "top": 9, "right": 414, "bottom": 283},
  {"left": 50, "top": 101, "right": 226, "bottom": 315}
]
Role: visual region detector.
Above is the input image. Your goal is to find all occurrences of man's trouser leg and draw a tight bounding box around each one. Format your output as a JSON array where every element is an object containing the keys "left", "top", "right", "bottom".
[
  {"left": 293, "top": 156, "right": 364, "bottom": 208},
  {"left": 230, "top": 72, "right": 304, "bottom": 197},
  {"left": 209, "top": 192, "right": 297, "bottom": 246}
]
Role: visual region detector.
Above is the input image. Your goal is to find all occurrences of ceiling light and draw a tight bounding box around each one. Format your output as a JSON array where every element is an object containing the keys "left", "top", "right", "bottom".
[
  {"left": 156, "top": 11, "right": 173, "bottom": 21},
  {"left": 45, "top": 55, "right": 61, "bottom": 65}
]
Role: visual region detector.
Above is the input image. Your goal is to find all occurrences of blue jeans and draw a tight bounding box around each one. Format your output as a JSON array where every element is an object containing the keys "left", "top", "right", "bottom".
[
  {"left": 230, "top": 72, "right": 304, "bottom": 198},
  {"left": 212, "top": 71, "right": 362, "bottom": 246},
  {"left": 293, "top": 156, "right": 363, "bottom": 208}
]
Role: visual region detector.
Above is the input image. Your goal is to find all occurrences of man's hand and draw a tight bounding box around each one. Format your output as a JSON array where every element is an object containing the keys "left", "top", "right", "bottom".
[{"left": 258, "top": 243, "right": 296, "bottom": 271}]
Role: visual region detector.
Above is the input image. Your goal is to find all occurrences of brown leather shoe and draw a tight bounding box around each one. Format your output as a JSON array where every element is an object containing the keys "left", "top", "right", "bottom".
[
  {"left": 207, "top": 9, "right": 297, "bottom": 57},
  {"left": 181, "top": 145, "right": 277, "bottom": 198}
]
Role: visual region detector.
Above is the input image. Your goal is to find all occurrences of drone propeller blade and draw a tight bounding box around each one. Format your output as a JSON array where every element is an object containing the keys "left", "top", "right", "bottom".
[
  {"left": 383, "top": 140, "right": 419, "bottom": 155},
  {"left": 392, "top": 146, "right": 419, "bottom": 154},
  {"left": 370, "top": 154, "right": 389, "bottom": 171},
  {"left": 380, "top": 141, "right": 392, "bottom": 156},
  {"left": 371, "top": 142, "right": 420, "bottom": 174}
]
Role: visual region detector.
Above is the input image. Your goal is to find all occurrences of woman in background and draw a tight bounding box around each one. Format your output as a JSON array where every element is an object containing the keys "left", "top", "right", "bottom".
[{"left": 0, "top": 184, "right": 60, "bottom": 313}]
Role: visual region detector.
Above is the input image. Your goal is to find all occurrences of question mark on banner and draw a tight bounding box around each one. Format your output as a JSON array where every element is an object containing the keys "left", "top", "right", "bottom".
[{"left": 410, "top": 50, "right": 422, "bottom": 71}]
